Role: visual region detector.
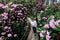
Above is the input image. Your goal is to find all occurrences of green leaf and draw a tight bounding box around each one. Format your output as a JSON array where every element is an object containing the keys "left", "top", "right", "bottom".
[{"left": 53, "top": 27, "right": 60, "bottom": 31}]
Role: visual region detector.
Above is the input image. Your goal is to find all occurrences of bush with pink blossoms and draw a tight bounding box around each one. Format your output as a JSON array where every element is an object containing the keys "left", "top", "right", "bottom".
[
  {"left": 37, "top": 6, "right": 60, "bottom": 40},
  {"left": 0, "top": 2, "right": 28, "bottom": 40}
]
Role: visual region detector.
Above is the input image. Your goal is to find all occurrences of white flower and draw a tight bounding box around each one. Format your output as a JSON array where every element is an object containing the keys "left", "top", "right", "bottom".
[{"left": 40, "top": 10, "right": 44, "bottom": 13}]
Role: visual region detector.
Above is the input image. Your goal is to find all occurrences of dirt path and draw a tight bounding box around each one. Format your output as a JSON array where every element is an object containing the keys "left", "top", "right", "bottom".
[{"left": 27, "top": 17, "right": 39, "bottom": 40}]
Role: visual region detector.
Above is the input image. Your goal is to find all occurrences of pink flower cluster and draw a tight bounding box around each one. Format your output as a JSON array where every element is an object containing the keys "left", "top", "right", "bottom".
[
  {"left": 1, "top": 12, "right": 8, "bottom": 20},
  {"left": 44, "top": 15, "right": 60, "bottom": 29},
  {"left": 44, "top": 24, "right": 49, "bottom": 29},
  {"left": 50, "top": 15, "right": 54, "bottom": 19},
  {"left": 42, "top": 17, "right": 47, "bottom": 21},
  {"left": 43, "top": 15, "right": 59, "bottom": 29},
  {"left": 0, "top": 4, "right": 4, "bottom": 7},
  {"left": 40, "top": 30, "right": 51, "bottom": 40},
  {"left": 55, "top": 19, "right": 60, "bottom": 26},
  {"left": 0, "top": 3, "right": 27, "bottom": 40},
  {"left": 49, "top": 19, "right": 56, "bottom": 28}
]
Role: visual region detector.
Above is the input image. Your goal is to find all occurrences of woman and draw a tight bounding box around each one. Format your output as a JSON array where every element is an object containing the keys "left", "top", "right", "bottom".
[{"left": 28, "top": 17, "right": 37, "bottom": 35}]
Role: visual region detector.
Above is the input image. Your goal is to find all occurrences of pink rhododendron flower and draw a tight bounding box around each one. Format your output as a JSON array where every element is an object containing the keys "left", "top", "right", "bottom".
[
  {"left": 10, "top": 8, "right": 15, "bottom": 11},
  {"left": 11, "top": 4, "right": 18, "bottom": 8},
  {"left": 54, "top": 19, "right": 60, "bottom": 26},
  {"left": 1, "top": 12, "right": 8, "bottom": 17},
  {"left": 0, "top": 37, "right": 3, "bottom": 40},
  {"left": 49, "top": 22, "right": 56, "bottom": 28},
  {"left": 50, "top": 19, "right": 55, "bottom": 23},
  {"left": 14, "top": 34, "right": 17, "bottom": 37},
  {"left": 42, "top": 17, "right": 47, "bottom": 21},
  {"left": 3, "top": 16, "right": 8, "bottom": 20},
  {"left": 40, "top": 30, "right": 46, "bottom": 37},
  {"left": 49, "top": 19, "right": 56, "bottom": 28},
  {"left": 1, "top": 32, "right": 6, "bottom": 35},
  {"left": 1, "top": 14, "right": 4, "bottom": 16},
  {"left": 8, "top": 27, "right": 11, "bottom": 30},
  {"left": 46, "top": 31, "right": 51, "bottom": 40},
  {"left": 44, "top": 24, "right": 49, "bottom": 28},
  {"left": 3, "top": 12, "right": 8, "bottom": 16},
  {"left": 19, "top": 10, "right": 22, "bottom": 12},
  {"left": 40, "top": 32, "right": 44, "bottom": 37},
  {"left": 50, "top": 15, "right": 54, "bottom": 19},
  {"left": 4, "top": 26, "right": 8, "bottom": 29},
  {"left": 7, "top": 34, "right": 12, "bottom": 37},
  {"left": 18, "top": 13, "right": 22, "bottom": 15},
  {"left": 0, "top": 4, "right": 4, "bottom": 7},
  {"left": 0, "top": 21, "right": 2, "bottom": 23},
  {"left": 47, "top": 31, "right": 50, "bottom": 35},
  {"left": 17, "top": 10, "right": 22, "bottom": 13},
  {"left": 40, "top": 30, "right": 51, "bottom": 40},
  {"left": 46, "top": 35, "right": 51, "bottom": 40},
  {"left": 2, "top": 5, "right": 8, "bottom": 8},
  {"left": 56, "top": 19, "right": 60, "bottom": 23},
  {"left": 54, "top": 22, "right": 59, "bottom": 26}
]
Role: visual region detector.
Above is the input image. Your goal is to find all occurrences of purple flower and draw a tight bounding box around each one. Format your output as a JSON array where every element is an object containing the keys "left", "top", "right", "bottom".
[
  {"left": 7, "top": 33, "right": 12, "bottom": 37},
  {"left": 44, "top": 24, "right": 49, "bottom": 29}
]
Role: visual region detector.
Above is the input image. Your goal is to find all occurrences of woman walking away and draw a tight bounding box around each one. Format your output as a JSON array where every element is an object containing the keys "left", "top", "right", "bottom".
[{"left": 28, "top": 17, "right": 37, "bottom": 36}]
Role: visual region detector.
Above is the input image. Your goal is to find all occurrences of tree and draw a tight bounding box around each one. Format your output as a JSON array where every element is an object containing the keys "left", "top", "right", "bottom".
[{"left": 0, "top": 0, "right": 10, "bottom": 4}]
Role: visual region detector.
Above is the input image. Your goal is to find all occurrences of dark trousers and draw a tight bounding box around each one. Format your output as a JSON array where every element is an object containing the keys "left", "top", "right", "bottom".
[{"left": 33, "top": 27, "right": 36, "bottom": 33}]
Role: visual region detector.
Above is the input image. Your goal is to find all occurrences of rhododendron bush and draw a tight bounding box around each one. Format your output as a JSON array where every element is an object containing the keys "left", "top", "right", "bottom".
[
  {"left": 0, "top": 3, "right": 27, "bottom": 40},
  {"left": 37, "top": 6, "right": 60, "bottom": 40}
]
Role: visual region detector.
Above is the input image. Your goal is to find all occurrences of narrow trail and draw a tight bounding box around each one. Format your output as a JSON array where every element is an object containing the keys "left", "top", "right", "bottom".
[{"left": 27, "top": 17, "right": 39, "bottom": 40}]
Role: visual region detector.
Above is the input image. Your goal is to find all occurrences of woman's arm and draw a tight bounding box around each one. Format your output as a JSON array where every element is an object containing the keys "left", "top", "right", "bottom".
[{"left": 27, "top": 17, "right": 33, "bottom": 25}]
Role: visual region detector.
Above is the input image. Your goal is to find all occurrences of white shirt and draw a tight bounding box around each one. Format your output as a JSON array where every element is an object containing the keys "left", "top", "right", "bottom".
[{"left": 31, "top": 20, "right": 37, "bottom": 27}]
